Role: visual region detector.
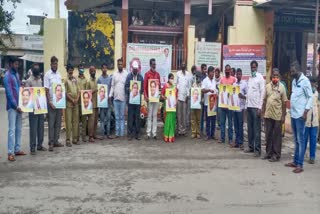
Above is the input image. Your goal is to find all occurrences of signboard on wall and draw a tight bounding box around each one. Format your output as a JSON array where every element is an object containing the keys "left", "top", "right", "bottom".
[
  {"left": 223, "top": 45, "right": 266, "bottom": 78},
  {"left": 126, "top": 43, "right": 172, "bottom": 87},
  {"left": 195, "top": 42, "right": 222, "bottom": 68}
]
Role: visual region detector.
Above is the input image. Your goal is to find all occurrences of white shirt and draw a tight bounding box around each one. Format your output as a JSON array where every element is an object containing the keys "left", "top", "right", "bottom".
[
  {"left": 109, "top": 69, "right": 128, "bottom": 102},
  {"left": 44, "top": 69, "right": 62, "bottom": 101},
  {"left": 201, "top": 77, "right": 217, "bottom": 106},
  {"left": 176, "top": 70, "right": 191, "bottom": 101},
  {"left": 247, "top": 72, "right": 265, "bottom": 109},
  {"left": 229, "top": 93, "right": 239, "bottom": 106}
]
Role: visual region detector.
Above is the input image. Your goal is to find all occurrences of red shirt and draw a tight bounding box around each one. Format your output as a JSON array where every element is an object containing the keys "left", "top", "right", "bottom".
[
  {"left": 144, "top": 69, "right": 161, "bottom": 98},
  {"left": 220, "top": 76, "right": 236, "bottom": 85}
]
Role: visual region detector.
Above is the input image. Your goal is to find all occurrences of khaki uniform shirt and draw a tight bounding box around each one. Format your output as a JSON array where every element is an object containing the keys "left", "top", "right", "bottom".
[
  {"left": 264, "top": 82, "right": 288, "bottom": 121},
  {"left": 306, "top": 91, "right": 319, "bottom": 127},
  {"left": 65, "top": 77, "right": 79, "bottom": 108},
  {"left": 86, "top": 77, "right": 98, "bottom": 108}
]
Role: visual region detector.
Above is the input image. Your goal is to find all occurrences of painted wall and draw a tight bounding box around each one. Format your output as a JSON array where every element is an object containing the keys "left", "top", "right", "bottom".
[
  {"left": 228, "top": 5, "right": 265, "bottom": 45},
  {"left": 187, "top": 25, "right": 195, "bottom": 72},
  {"left": 44, "top": 18, "right": 67, "bottom": 78}
]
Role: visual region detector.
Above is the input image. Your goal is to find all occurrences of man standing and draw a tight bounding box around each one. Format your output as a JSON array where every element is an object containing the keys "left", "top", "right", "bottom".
[
  {"left": 4, "top": 57, "right": 26, "bottom": 161},
  {"left": 200, "top": 64, "right": 207, "bottom": 134},
  {"left": 201, "top": 66, "right": 217, "bottom": 140},
  {"left": 262, "top": 69, "right": 287, "bottom": 161},
  {"left": 176, "top": 62, "right": 191, "bottom": 136},
  {"left": 25, "top": 63, "right": 47, "bottom": 155},
  {"left": 109, "top": 59, "right": 128, "bottom": 138},
  {"left": 86, "top": 66, "right": 102, "bottom": 142},
  {"left": 285, "top": 62, "right": 313, "bottom": 173},
  {"left": 125, "top": 61, "right": 144, "bottom": 141},
  {"left": 144, "top": 58, "right": 161, "bottom": 140},
  {"left": 214, "top": 68, "right": 221, "bottom": 129},
  {"left": 245, "top": 60, "right": 265, "bottom": 157},
  {"left": 97, "top": 63, "right": 113, "bottom": 139},
  {"left": 219, "top": 64, "right": 236, "bottom": 144},
  {"left": 44, "top": 56, "right": 63, "bottom": 151},
  {"left": 65, "top": 64, "right": 80, "bottom": 147},
  {"left": 77, "top": 64, "right": 88, "bottom": 142},
  {"left": 231, "top": 68, "right": 247, "bottom": 149}
]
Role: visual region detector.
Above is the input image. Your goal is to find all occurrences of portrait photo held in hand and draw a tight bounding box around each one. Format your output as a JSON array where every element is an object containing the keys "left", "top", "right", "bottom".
[
  {"left": 129, "top": 80, "right": 141, "bottom": 105},
  {"left": 218, "top": 84, "right": 230, "bottom": 108},
  {"left": 81, "top": 90, "right": 93, "bottom": 115},
  {"left": 19, "top": 87, "right": 34, "bottom": 112},
  {"left": 97, "top": 84, "right": 108, "bottom": 108},
  {"left": 165, "top": 88, "right": 176, "bottom": 112},
  {"left": 207, "top": 94, "right": 218, "bottom": 116},
  {"left": 52, "top": 83, "right": 66, "bottom": 109},
  {"left": 148, "top": 79, "right": 160, "bottom": 102},
  {"left": 33, "top": 87, "right": 48, "bottom": 114},
  {"left": 190, "top": 87, "right": 201, "bottom": 109},
  {"left": 228, "top": 86, "right": 240, "bottom": 111}
]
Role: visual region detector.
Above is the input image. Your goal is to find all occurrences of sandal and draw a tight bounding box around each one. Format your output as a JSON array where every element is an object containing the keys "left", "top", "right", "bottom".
[
  {"left": 14, "top": 151, "right": 27, "bottom": 156},
  {"left": 8, "top": 154, "right": 16, "bottom": 161},
  {"left": 285, "top": 162, "right": 297, "bottom": 168},
  {"left": 293, "top": 167, "right": 304, "bottom": 173},
  {"left": 89, "top": 137, "right": 95, "bottom": 143}
]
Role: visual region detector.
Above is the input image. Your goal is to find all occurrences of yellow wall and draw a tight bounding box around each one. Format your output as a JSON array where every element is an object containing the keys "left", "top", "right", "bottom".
[
  {"left": 228, "top": 5, "right": 265, "bottom": 45},
  {"left": 44, "top": 18, "right": 67, "bottom": 78},
  {"left": 114, "top": 21, "right": 122, "bottom": 70},
  {"left": 187, "top": 25, "right": 196, "bottom": 71}
]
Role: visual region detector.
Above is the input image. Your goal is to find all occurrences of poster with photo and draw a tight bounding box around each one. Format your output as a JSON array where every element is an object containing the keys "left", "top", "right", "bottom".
[
  {"left": 207, "top": 94, "right": 218, "bottom": 116},
  {"left": 190, "top": 87, "right": 201, "bottom": 109},
  {"left": 148, "top": 79, "right": 160, "bottom": 103},
  {"left": 129, "top": 80, "right": 141, "bottom": 105},
  {"left": 33, "top": 87, "right": 48, "bottom": 115},
  {"left": 97, "top": 84, "right": 108, "bottom": 108},
  {"left": 81, "top": 90, "right": 93, "bottom": 115},
  {"left": 228, "top": 86, "right": 240, "bottom": 111},
  {"left": 52, "top": 83, "right": 66, "bottom": 109},
  {"left": 165, "top": 88, "right": 176, "bottom": 112},
  {"left": 218, "top": 84, "right": 230, "bottom": 108},
  {"left": 19, "top": 87, "right": 34, "bottom": 113}
]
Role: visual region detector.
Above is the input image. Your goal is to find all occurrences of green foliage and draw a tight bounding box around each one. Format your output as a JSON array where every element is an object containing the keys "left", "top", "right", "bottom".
[{"left": 0, "top": 0, "right": 21, "bottom": 50}]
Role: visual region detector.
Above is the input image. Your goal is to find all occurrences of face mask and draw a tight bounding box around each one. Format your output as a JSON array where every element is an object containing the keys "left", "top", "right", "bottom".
[
  {"left": 225, "top": 71, "right": 230, "bottom": 77},
  {"left": 32, "top": 69, "right": 40, "bottom": 77},
  {"left": 272, "top": 77, "right": 279, "bottom": 85},
  {"left": 79, "top": 69, "right": 84, "bottom": 74},
  {"left": 251, "top": 71, "right": 257, "bottom": 77},
  {"left": 90, "top": 73, "right": 95, "bottom": 78}
]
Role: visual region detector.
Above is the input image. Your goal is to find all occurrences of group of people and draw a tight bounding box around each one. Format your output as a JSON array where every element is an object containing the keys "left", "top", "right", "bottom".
[{"left": 3, "top": 56, "right": 318, "bottom": 173}]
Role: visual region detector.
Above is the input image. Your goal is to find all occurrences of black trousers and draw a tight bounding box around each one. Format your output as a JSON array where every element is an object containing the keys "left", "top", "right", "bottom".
[
  {"left": 265, "top": 118, "right": 282, "bottom": 159},
  {"left": 247, "top": 107, "right": 261, "bottom": 154},
  {"left": 127, "top": 104, "right": 141, "bottom": 138},
  {"left": 28, "top": 113, "right": 44, "bottom": 151}
]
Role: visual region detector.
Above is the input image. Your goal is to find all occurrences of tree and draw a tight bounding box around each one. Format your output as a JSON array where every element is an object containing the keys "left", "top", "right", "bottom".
[{"left": 0, "top": 0, "right": 21, "bottom": 50}]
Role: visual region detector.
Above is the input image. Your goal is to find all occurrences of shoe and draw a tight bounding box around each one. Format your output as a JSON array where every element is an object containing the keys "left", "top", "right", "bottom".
[
  {"left": 268, "top": 157, "right": 280, "bottom": 162},
  {"left": 37, "top": 146, "right": 47, "bottom": 151},
  {"left": 8, "top": 154, "right": 16, "bottom": 161},
  {"left": 261, "top": 155, "right": 271, "bottom": 160},
  {"left": 285, "top": 162, "right": 297, "bottom": 168},
  {"left": 244, "top": 149, "right": 254, "bottom": 153},
  {"left": 66, "top": 143, "right": 72, "bottom": 147},
  {"left": 153, "top": 136, "right": 157, "bottom": 140},
  {"left": 293, "top": 167, "right": 304, "bottom": 173},
  {"left": 49, "top": 145, "right": 54, "bottom": 152},
  {"left": 308, "top": 159, "right": 315, "bottom": 164},
  {"left": 53, "top": 143, "right": 64, "bottom": 147},
  {"left": 254, "top": 152, "right": 261, "bottom": 157},
  {"left": 135, "top": 137, "right": 141, "bottom": 141},
  {"left": 14, "top": 151, "right": 27, "bottom": 156},
  {"left": 30, "top": 150, "right": 36, "bottom": 155}
]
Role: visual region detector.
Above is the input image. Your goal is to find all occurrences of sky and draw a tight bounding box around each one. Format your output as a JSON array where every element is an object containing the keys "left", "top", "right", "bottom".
[{"left": 4, "top": 0, "right": 68, "bottom": 34}]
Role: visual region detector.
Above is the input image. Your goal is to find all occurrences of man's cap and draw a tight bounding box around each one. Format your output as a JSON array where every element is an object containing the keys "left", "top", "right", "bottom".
[{"left": 132, "top": 61, "right": 139, "bottom": 69}]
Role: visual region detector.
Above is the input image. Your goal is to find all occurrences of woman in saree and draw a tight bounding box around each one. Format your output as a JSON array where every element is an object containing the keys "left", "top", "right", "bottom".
[{"left": 161, "top": 73, "right": 177, "bottom": 143}]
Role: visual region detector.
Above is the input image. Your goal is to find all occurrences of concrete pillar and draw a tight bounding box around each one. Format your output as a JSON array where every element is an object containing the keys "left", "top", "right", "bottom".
[
  {"left": 55, "top": 0, "right": 60, "bottom": 18},
  {"left": 114, "top": 21, "right": 122, "bottom": 73},
  {"left": 187, "top": 25, "right": 195, "bottom": 71},
  {"left": 44, "top": 18, "right": 66, "bottom": 79}
]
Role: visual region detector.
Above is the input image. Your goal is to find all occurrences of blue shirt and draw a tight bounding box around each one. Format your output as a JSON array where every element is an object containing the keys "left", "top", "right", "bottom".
[
  {"left": 97, "top": 74, "right": 112, "bottom": 97},
  {"left": 3, "top": 69, "right": 20, "bottom": 110},
  {"left": 290, "top": 73, "right": 313, "bottom": 119}
]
